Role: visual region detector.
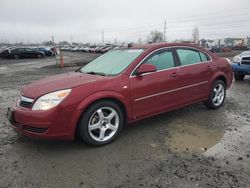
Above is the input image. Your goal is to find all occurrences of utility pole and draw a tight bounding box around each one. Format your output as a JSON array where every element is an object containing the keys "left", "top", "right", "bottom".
[
  {"left": 163, "top": 19, "right": 166, "bottom": 42},
  {"left": 52, "top": 36, "right": 58, "bottom": 65},
  {"left": 102, "top": 30, "right": 104, "bottom": 44},
  {"left": 70, "top": 34, "right": 73, "bottom": 45}
]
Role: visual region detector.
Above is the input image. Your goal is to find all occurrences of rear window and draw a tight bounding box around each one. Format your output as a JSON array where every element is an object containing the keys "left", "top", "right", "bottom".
[
  {"left": 176, "top": 49, "right": 201, "bottom": 66},
  {"left": 200, "top": 52, "right": 210, "bottom": 62}
]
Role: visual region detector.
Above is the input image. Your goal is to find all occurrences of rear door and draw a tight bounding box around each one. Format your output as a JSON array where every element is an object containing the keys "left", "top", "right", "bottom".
[
  {"left": 24, "top": 48, "right": 35, "bottom": 57},
  {"left": 174, "top": 48, "right": 213, "bottom": 103},
  {"left": 129, "top": 48, "right": 183, "bottom": 118},
  {"left": 15, "top": 48, "right": 24, "bottom": 57}
]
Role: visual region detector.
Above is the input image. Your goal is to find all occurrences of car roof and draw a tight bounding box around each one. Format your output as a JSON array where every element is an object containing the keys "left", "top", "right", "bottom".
[
  {"left": 130, "top": 43, "right": 200, "bottom": 50},
  {"left": 128, "top": 42, "right": 214, "bottom": 57}
]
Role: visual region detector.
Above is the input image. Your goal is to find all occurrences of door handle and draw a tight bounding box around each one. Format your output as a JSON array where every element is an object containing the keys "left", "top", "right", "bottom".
[{"left": 170, "top": 72, "right": 177, "bottom": 78}]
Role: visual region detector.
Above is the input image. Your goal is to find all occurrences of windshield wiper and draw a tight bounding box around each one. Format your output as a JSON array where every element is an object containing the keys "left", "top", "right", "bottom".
[{"left": 85, "top": 71, "right": 107, "bottom": 76}]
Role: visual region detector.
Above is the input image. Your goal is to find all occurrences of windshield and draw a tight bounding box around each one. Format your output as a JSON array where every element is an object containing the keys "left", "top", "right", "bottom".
[{"left": 80, "top": 49, "right": 144, "bottom": 75}]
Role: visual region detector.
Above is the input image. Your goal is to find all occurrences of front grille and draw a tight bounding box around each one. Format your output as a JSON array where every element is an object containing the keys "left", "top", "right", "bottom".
[
  {"left": 242, "top": 57, "right": 250, "bottom": 61},
  {"left": 241, "top": 56, "right": 250, "bottom": 66},
  {"left": 23, "top": 125, "right": 48, "bottom": 133},
  {"left": 20, "top": 101, "right": 32, "bottom": 108},
  {"left": 19, "top": 96, "right": 34, "bottom": 108}
]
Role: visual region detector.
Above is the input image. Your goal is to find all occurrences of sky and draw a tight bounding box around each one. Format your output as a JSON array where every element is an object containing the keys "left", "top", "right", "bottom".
[{"left": 0, "top": 0, "right": 250, "bottom": 44}]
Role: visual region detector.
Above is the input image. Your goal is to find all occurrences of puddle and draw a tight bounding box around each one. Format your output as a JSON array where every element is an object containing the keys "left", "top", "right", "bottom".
[
  {"left": 167, "top": 123, "right": 223, "bottom": 153},
  {"left": 205, "top": 112, "right": 250, "bottom": 158}
]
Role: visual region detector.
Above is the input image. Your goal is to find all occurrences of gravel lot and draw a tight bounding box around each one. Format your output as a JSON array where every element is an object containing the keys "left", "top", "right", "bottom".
[{"left": 0, "top": 52, "right": 250, "bottom": 188}]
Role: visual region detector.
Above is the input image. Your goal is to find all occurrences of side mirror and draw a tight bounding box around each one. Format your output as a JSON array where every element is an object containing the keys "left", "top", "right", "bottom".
[{"left": 136, "top": 64, "right": 157, "bottom": 75}]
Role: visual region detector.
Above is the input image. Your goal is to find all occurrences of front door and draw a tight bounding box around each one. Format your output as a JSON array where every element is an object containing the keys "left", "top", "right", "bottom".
[{"left": 129, "top": 48, "right": 182, "bottom": 119}]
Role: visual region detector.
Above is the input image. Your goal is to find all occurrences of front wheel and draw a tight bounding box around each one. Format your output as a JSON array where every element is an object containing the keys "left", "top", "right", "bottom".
[
  {"left": 234, "top": 72, "right": 245, "bottom": 81},
  {"left": 78, "top": 101, "right": 124, "bottom": 146},
  {"left": 204, "top": 80, "right": 226, "bottom": 109}
]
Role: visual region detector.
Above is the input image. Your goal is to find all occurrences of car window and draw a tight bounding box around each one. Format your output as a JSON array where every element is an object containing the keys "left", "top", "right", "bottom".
[
  {"left": 12, "top": 48, "right": 22, "bottom": 52},
  {"left": 176, "top": 49, "right": 202, "bottom": 66},
  {"left": 24, "top": 48, "right": 32, "bottom": 52},
  {"left": 144, "top": 50, "right": 175, "bottom": 71},
  {"left": 11, "top": 48, "right": 18, "bottom": 52},
  {"left": 200, "top": 51, "right": 210, "bottom": 62}
]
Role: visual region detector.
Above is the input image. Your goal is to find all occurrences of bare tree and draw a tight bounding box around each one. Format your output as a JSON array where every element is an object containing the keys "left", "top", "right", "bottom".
[
  {"left": 147, "top": 30, "right": 163, "bottom": 43},
  {"left": 59, "top": 41, "right": 70, "bottom": 45},
  {"left": 137, "top": 38, "right": 143, "bottom": 44},
  {"left": 42, "top": 40, "right": 54, "bottom": 46},
  {"left": 192, "top": 27, "right": 199, "bottom": 44}
]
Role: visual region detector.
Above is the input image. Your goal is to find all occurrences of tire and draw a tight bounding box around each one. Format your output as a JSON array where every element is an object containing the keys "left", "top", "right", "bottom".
[
  {"left": 204, "top": 80, "right": 226, "bottom": 109},
  {"left": 37, "top": 54, "right": 42, "bottom": 59},
  {"left": 14, "top": 54, "right": 19, "bottom": 59},
  {"left": 234, "top": 72, "right": 245, "bottom": 81},
  {"left": 78, "top": 100, "right": 124, "bottom": 146}
]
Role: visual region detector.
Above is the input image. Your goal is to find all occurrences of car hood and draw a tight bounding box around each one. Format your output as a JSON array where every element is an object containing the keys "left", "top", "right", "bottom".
[
  {"left": 22, "top": 72, "right": 107, "bottom": 99},
  {"left": 238, "top": 51, "right": 250, "bottom": 57}
]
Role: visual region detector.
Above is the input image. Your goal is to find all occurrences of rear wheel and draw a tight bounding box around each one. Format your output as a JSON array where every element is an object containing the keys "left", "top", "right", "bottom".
[
  {"left": 14, "top": 54, "right": 19, "bottom": 59},
  {"left": 205, "top": 80, "right": 226, "bottom": 109},
  {"left": 78, "top": 101, "right": 124, "bottom": 146},
  {"left": 234, "top": 72, "right": 245, "bottom": 81}
]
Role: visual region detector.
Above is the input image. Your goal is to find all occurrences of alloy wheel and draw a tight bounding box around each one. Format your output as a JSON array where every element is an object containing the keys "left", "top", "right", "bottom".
[
  {"left": 88, "top": 107, "right": 119, "bottom": 142},
  {"left": 212, "top": 83, "right": 225, "bottom": 106}
]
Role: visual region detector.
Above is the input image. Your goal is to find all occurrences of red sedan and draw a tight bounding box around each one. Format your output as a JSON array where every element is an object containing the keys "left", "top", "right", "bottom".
[{"left": 7, "top": 43, "right": 233, "bottom": 146}]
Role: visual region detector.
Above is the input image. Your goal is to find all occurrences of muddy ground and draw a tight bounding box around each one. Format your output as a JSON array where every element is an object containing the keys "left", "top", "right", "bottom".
[{"left": 0, "top": 52, "right": 250, "bottom": 188}]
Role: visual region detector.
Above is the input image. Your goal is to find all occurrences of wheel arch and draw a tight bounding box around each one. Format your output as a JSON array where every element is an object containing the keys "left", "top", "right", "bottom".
[
  {"left": 216, "top": 75, "right": 227, "bottom": 86},
  {"left": 210, "top": 72, "right": 228, "bottom": 88},
  {"left": 73, "top": 91, "right": 132, "bottom": 138}
]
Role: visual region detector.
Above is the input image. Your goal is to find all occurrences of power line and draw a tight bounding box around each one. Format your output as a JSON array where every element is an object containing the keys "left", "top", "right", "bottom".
[
  {"left": 99, "top": 15, "right": 250, "bottom": 35},
  {"left": 101, "top": 6, "right": 250, "bottom": 32}
]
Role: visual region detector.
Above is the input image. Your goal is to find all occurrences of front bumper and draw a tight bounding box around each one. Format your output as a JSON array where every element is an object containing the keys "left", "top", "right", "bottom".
[
  {"left": 232, "top": 63, "right": 250, "bottom": 75},
  {"left": 6, "top": 101, "right": 79, "bottom": 140}
]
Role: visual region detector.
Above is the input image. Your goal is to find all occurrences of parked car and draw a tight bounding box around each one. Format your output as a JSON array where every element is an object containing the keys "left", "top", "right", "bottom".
[
  {"left": 94, "top": 46, "right": 107, "bottom": 53},
  {"left": 210, "top": 46, "right": 221, "bottom": 53},
  {"left": 92, "top": 46, "right": 105, "bottom": 53},
  {"left": 60, "top": 46, "right": 68, "bottom": 51},
  {"left": 88, "top": 46, "right": 98, "bottom": 53},
  {"left": 34, "top": 47, "right": 54, "bottom": 56},
  {"left": 0, "top": 47, "right": 16, "bottom": 57},
  {"left": 221, "top": 47, "right": 232, "bottom": 53},
  {"left": 0, "top": 47, "right": 45, "bottom": 59},
  {"left": 89, "top": 46, "right": 100, "bottom": 53},
  {"left": 232, "top": 50, "right": 250, "bottom": 80},
  {"left": 100, "top": 46, "right": 114, "bottom": 53},
  {"left": 61, "top": 46, "right": 74, "bottom": 51},
  {"left": 71, "top": 46, "right": 81, "bottom": 52},
  {"left": 232, "top": 45, "right": 248, "bottom": 51},
  {"left": 80, "top": 46, "right": 90, "bottom": 52},
  {"left": 7, "top": 43, "right": 233, "bottom": 146}
]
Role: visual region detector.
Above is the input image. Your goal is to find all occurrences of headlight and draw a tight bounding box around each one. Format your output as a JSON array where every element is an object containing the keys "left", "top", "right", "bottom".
[
  {"left": 233, "top": 55, "right": 241, "bottom": 63},
  {"left": 32, "top": 89, "right": 71, "bottom": 111}
]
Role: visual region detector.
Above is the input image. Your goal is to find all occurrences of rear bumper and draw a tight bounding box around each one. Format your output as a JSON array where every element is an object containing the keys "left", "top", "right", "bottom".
[
  {"left": 7, "top": 101, "right": 80, "bottom": 140},
  {"left": 232, "top": 63, "right": 250, "bottom": 75}
]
